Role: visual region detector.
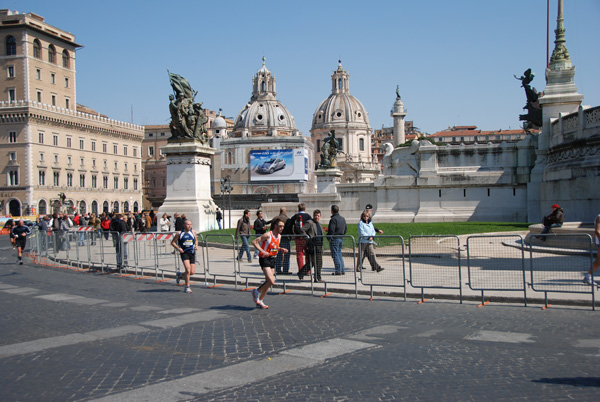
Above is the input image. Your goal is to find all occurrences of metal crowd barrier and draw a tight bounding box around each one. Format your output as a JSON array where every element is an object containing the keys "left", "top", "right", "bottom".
[
  {"left": 466, "top": 234, "right": 527, "bottom": 306},
  {"left": 358, "top": 235, "right": 407, "bottom": 300},
  {"left": 528, "top": 233, "right": 595, "bottom": 309},
  {"left": 204, "top": 233, "right": 238, "bottom": 288},
  {"left": 409, "top": 235, "right": 463, "bottom": 303}
]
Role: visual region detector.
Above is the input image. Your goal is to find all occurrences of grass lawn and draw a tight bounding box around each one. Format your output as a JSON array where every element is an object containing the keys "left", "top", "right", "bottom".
[{"left": 201, "top": 221, "right": 531, "bottom": 248}]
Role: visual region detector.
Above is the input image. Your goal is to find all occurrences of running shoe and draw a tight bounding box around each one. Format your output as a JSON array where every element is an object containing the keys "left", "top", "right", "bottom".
[
  {"left": 184, "top": 286, "right": 192, "bottom": 293},
  {"left": 256, "top": 299, "right": 269, "bottom": 309},
  {"left": 583, "top": 276, "right": 598, "bottom": 286},
  {"left": 252, "top": 288, "right": 259, "bottom": 304}
]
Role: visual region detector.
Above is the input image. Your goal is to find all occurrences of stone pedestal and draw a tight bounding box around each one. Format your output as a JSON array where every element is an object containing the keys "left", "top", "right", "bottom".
[
  {"left": 158, "top": 141, "right": 217, "bottom": 233},
  {"left": 315, "top": 168, "right": 343, "bottom": 193}
]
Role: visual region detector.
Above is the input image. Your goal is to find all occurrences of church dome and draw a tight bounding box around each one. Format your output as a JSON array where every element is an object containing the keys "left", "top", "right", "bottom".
[
  {"left": 311, "top": 61, "right": 370, "bottom": 131},
  {"left": 212, "top": 115, "right": 226, "bottom": 128},
  {"left": 233, "top": 58, "right": 298, "bottom": 136}
]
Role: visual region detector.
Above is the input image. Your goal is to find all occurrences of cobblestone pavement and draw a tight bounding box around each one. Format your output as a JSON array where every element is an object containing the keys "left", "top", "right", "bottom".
[{"left": 0, "top": 243, "right": 599, "bottom": 401}]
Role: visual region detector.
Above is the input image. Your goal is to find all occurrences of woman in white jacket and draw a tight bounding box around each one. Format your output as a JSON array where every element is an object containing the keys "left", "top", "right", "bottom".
[
  {"left": 160, "top": 213, "right": 171, "bottom": 232},
  {"left": 356, "top": 211, "right": 384, "bottom": 273}
]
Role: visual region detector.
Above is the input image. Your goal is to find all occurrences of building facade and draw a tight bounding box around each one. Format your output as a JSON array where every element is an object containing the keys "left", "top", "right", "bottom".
[
  {"left": 0, "top": 10, "right": 144, "bottom": 216},
  {"left": 428, "top": 125, "right": 536, "bottom": 145}
]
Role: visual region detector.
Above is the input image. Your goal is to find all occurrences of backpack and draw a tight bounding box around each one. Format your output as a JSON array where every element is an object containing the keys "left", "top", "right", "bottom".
[{"left": 293, "top": 213, "right": 307, "bottom": 235}]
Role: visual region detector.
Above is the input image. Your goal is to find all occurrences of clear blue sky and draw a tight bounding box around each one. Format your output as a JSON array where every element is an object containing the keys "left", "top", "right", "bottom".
[{"left": 9, "top": 0, "right": 600, "bottom": 135}]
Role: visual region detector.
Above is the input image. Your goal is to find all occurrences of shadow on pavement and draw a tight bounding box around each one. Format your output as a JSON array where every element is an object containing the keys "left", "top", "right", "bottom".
[{"left": 532, "top": 377, "right": 600, "bottom": 387}]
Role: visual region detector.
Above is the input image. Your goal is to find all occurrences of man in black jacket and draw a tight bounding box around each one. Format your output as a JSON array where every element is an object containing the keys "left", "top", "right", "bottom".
[
  {"left": 327, "top": 205, "right": 347, "bottom": 275},
  {"left": 253, "top": 211, "right": 272, "bottom": 259},
  {"left": 110, "top": 214, "right": 129, "bottom": 270}
]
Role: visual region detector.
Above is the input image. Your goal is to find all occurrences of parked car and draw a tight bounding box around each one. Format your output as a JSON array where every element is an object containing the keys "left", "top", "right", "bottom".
[{"left": 257, "top": 158, "right": 286, "bottom": 174}]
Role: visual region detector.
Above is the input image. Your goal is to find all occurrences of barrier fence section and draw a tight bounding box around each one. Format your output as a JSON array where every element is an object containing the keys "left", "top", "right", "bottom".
[
  {"left": 528, "top": 233, "right": 595, "bottom": 310},
  {"left": 204, "top": 233, "right": 238, "bottom": 288},
  {"left": 409, "top": 235, "right": 462, "bottom": 303},
  {"left": 466, "top": 235, "right": 527, "bottom": 306},
  {"left": 358, "top": 235, "right": 407, "bottom": 300}
]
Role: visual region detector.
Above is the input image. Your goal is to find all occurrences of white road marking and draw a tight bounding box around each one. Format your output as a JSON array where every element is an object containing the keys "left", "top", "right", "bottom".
[{"left": 89, "top": 338, "right": 375, "bottom": 402}]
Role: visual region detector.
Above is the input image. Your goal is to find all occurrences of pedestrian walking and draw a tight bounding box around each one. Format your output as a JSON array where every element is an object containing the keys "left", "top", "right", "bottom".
[
  {"left": 11, "top": 219, "right": 31, "bottom": 265},
  {"left": 235, "top": 209, "right": 252, "bottom": 262},
  {"left": 216, "top": 208, "right": 223, "bottom": 230},
  {"left": 356, "top": 211, "right": 385, "bottom": 273},
  {"left": 171, "top": 220, "right": 199, "bottom": 294},
  {"left": 252, "top": 218, "right": 288, "bottom": 309},
  {"left": 327, "top": 205, "right": 347, "bottom": 275}
]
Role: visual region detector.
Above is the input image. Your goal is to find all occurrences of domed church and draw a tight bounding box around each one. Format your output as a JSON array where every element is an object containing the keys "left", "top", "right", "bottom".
[
  {"left": 310, "top": 61, "right": 380, "bottom": 183},
  {"left": 216, "top": 58, "right": 315, "bottom": 206}
]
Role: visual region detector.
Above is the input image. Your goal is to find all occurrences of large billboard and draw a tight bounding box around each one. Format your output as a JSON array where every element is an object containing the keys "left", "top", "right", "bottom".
[{"left": 250, "top": 149, "right": 308, "bottom": 182}]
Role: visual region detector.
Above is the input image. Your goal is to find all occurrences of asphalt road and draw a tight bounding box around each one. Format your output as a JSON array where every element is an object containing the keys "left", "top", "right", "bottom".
[{"left": 1, "top": 243, "right": 599, "bottom": 401}]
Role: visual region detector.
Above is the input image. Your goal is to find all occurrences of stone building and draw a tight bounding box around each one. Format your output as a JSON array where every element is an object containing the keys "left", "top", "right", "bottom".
[
  {"left": 310, "top": 61, "right": 379, "bottom": 183},
  {"left": 0, "top": 10, "right": 144, "bottom": 216},
  {"left": 216, "top": 58, "right": 315, "bottom": 208},
  {"left": 428, "top": 126, "right": 535, "bottom": 145}
]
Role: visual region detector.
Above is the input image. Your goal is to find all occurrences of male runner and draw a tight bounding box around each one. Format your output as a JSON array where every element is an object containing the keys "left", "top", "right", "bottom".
[
  {"left": 251, "top": 218, "right": 288, "bottom": 309},
  {"left": 11, "top": 219, "right": 31, "bottom": 265},
  {"left": 171, "top": 220, "right": 198, "bottom": 293}
]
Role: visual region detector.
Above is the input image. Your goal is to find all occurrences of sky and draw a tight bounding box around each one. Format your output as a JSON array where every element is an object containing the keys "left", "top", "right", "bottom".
[{"left": 8, "top": 0, "right": 600, "bottom": 135}]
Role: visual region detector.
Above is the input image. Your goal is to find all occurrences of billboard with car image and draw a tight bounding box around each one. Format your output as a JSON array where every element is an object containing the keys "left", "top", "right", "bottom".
[{"left": 250, "top": 149, "right": 308, "bottom": 182}]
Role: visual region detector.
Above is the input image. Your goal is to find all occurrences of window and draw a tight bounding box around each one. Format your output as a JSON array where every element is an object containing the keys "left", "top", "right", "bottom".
[
  {"left": 114, "top": 162, "right": 118, "bottom": 170},
  {"left": 51, "top": 73, "right": 56, "bottom": 84},
  {"left": 66, "top": 173, "right": 73, "bottom": 187},
  {"left": 9, "top": 152, "right": 16, "bottom": 160},
  {"left": 53, "top": 135, "right": 58, "bottom": 146},
  {"left": 9, "top": 131, "right": 17, "bottom": 143},
  {"left": 48, "top": 45, "right": 56, "bottom": 64},
  {"left": 66, "top": 137, "right": 72, "bottom": 148},
  {"left": 91, "top": 175, "right": 97, "bottom": 188},
  {"left": 133, "top": 178, "right": 138, "bottom": 190},
  {"left": 7, "top": 65, "right": 14, "bottom": 78},
  {"left": 37, "top": 91, "right": 42, "bottom": 102},
  {"left": 79, "top": 174, "right": 85, "bottom": 187},
  {"left": 133, "top": 147, "right": 138, "bottom": 157},
  {"left": 134, "top": 164, "right": 138, "bottom": 172},
  {"left": 359, "top": 138, "right": 365, "bottom": 151},
  {"left": 65, "top": 77, "right": 69, "bottom": 88},
  {"left": 148, "top": 133, "right": 153, "bottom": 137},
  {"left": 51, "top": 94, "right": 56, "bottom": 106},
  {"left": 102, "top": 143, "right": 107, "bottom": 153},
  {"left": 338, "top": 138, "right": 343, "bottom": 151},
  {"left": 113, "top": 177, "right": 119, "bottom": 189},
  {"left": 6, "top": 36, "right": 16, "bottom": 56},
  {"left": 113, "top": 144, "right": 118, "bottom": 154},
  {"left": 79, "top": 138, "right": 84, "bottom": 150},
  {"left": 9, "top": 170, "right": 19, "bottom": 186},
  {"left": 103, "top": 176, "right": 108, "bottom": 189},
  {"left": 62, "top": 50, "right": 70, "bottom": 68},
  {"left": 80, "top": 157, "right": 84, "bottom": 166},
  {"left": 92, "top": 159, "right": 96, "bottom": 167},
  {"left": 36, "top": 69, "right": 41, "bottom": 80},
  {"left": 124, "top": 163, "right": 128, "bottom": 171},
  {"left": 91, "top": 141, "right": 96, "bottom": 151},
  {"left": 33, "top": 39, "right": 41, "bottom": 58},
  {"left": 54, "top": 154, "right": 58, "bottom": 163},
  {"left": 123, "top": 146, "right": 128, "bottom": 156},
  {"left": 103, "top": 160, "right": 107, "bottom": 169},
  {"left": 65, "top": 98, "right": 69, "bottom": 109},
  {"left": 67, "top": 156, "right": 72, "bottom": 165},
  {"left": 53, "top": 171, "right": 60, "bottom": 186},
  {"left": 39, "top": 153, "right": 44, "bottom": 161},
  {"left": 8, "top": 88, "right": 16, "bottom": 102},
  {"left": 38, "top": 171, "right": 46, "bottom": 185},
  {"left": 148, "top": 146, "right": 154, "bottom": 157},
  {"left": 124, "top": 178, "right": 129, "bottom": 189}
]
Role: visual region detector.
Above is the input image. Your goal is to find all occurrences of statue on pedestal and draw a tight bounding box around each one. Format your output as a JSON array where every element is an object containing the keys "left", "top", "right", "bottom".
[
  {"left": 514, "top": 68, "right": 542, "bottom": 131},
  {"left": 167, "top": 71, "right": 209, "bottom": 144},
  {"left": 319, "top": 130, "right": 340, "bottom": 168}
]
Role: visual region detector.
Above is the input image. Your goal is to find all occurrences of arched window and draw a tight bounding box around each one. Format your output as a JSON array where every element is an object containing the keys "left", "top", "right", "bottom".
[
  {"left": 48, "top": 44, "right": 56, "bottom": 64},
  {"left": 62, "top": 50, "right": 70, "bottom": 68},
  {"left": 38, "top": 200, "right": 47, "bottom": 215},
  {"left": 91, "top": 200, "right": 98, "bottom": 215},
  {"left": 261, "top": 81, "right": 266, "bottom": 92},
  {"left": 123, "top": 201, "right": 129, "bottom": 213},
  {"left": 33, "top": 39, "right": 41, "bottom": 58},
  {"left": 103, "top": 201, "right": 109, "bottom": 213},
  {"left": 133, "top": 201, "right": 139, "bottom": 212},
  {"left": 359, "top": 138, "right": 365, "bottom": 151},
  {"left": 79, "top": 200, "right": 86, "bottom": 215},
  {"left": 6, "top": 36, "right": 17, "bottom": 56},
  {"left": 113, "top": 201, "right": 119, "bottom": 213},
  {"left": 338, "top": 79, "right": 342, "bottom": 90}
]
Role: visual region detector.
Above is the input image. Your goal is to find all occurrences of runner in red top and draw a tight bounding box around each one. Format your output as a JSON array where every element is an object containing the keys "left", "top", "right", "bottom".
[{"left": 251, "top": 218, "right": 288, "bottom": 309}]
